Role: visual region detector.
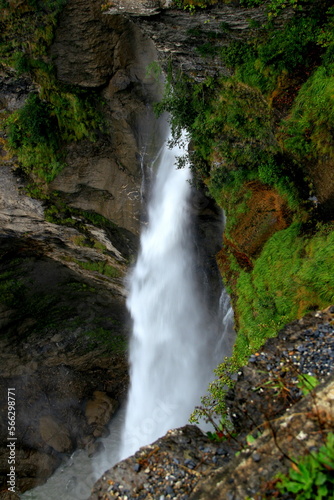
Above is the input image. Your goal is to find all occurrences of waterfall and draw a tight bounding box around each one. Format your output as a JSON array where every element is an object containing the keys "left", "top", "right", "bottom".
[
  {"left": 21, "top": 128, "right": 234, "bottom": 500},
  {"left": 120, "top": 128, "right": 233, "bottom": 459}
]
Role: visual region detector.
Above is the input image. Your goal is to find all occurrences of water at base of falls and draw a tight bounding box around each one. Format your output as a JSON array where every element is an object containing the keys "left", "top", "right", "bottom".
[{"left": 120, "top": 130, "right": 233, "bottom": 460}]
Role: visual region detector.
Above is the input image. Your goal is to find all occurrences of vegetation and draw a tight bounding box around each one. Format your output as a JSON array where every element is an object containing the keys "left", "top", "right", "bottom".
[
  {"left": 234, "top": 222, "right": 334, "bottom": 358},
  {"left": 75, "top": 259, "right": 121, "bottom": 279},
  {"left": 85, "top": 327, "right": 127, "bottom": 353},
  {"left": 0, "top": 259, "right": 76, "bottom": 334},
  {"left": 277, "top": 433, "right": 334, "bottom": 499},
  {"left": 173, "top": 0, "right": 218, "bottom": 11},
  {"left": 1, "top": 0, "right": 104, "bottom": 194},
  {"left": 155, "top": 0, "right": 334, "bottom": 429}
]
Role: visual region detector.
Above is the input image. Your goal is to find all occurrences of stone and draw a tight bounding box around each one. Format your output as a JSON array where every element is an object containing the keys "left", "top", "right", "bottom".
[
  {"left": 39, "top": 416, "right": 72, "bottom": 453},
  {"left": 85, "top": 390, "right": 117, "bottom": 426}
]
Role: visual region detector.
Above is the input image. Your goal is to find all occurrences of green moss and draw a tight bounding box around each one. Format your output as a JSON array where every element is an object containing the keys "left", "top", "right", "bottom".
[
  {"left": 2, "top": 0, "right": 105, "bottom": 193},
  {"left": 75, "top": 260, "right": 121, "bottom": 279},
  {"left": 85, "top": 327, "right": 127, "bottom": 353},
  {"left": 192, "top": 222, "right": 334, "bottom": 427},
  {"left": 283, "top": 60, "right": 334, "bottom": 159},
  {"left": 0, "top": 273, "right": 25, "bottom": 309},
  {"left": 235, "top": 222, "right": 334, "bottom": 356},
  {"left": 173, "top": 0, "right": 218, "bottom": 11}
]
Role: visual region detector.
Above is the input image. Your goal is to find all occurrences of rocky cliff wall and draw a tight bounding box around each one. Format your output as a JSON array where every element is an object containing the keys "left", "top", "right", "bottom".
[
  {"left": 1, "top": 0, "right": 333, "bottom": 496},
  {"left": 103, "top": 1, "right": 268, "bottom": 81},
  {"left": 48, "top": 0, "right": 166, "bottom": 236}
]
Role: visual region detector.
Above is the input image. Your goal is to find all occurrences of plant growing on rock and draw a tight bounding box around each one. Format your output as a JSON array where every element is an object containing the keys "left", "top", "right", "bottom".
[
  {"left": 173, "top": 0, "right": 218, "bottom": 11},
  {"left": 276, "top": 433, "right": 334, "bottom": 499},
  {"left": 1, "top": 0, "right": 105, "bottom": 194}
]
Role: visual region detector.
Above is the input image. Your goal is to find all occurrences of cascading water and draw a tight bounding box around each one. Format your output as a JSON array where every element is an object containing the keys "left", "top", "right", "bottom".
[
  {"left": 21, "top": 125, "right": 234, "bottom": 500},
  {"left": 120, "top": 128, "right": 233, "bottom": 459}
]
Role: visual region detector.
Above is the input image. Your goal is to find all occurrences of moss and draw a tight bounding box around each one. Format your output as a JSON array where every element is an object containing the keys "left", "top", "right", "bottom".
[
  {"left": 283, "top": 60, "right": 334, "bottom": 159},
  {"left": 85, "top": 327, "right": 127, "bottom": 353},
  {"left": 1, "top": 0, "right": 105, "bottom": 194}
]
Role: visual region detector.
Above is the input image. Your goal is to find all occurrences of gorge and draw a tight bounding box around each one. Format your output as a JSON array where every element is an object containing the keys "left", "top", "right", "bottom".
[{"left": 1, "top": 0, "right": 334, "bottom": 499}]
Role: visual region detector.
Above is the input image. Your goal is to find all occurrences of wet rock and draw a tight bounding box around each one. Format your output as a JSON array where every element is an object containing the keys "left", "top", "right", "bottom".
[
  {"left": 85, "top": 391, "right": 118, "bottom": 427},
  {"left": 39, "top": 416, "right": 72, "bottom": 453},
  {"left": 190, "top": 374, "right": 334, "bottom": 499},
  {"left": 89, "top": 425, "right": 233, "bottom": 499},
  {"left": 48, "top": 0, "right": 166, "bottom": 236},
  {"left": 0, "top": 447, "right": 61, "bottom": 494},
  {"left": 90, "top": 309, "right": 334, "bottom": 500},
  {"left": 0, "top": 237, "right": 129, "bottom": 494}
]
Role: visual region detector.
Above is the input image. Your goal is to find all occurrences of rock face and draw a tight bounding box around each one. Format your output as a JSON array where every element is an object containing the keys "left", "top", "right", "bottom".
[
  {"left": 106, "top": 0, "right": 265, "bottom": 81},
  {"left": 0, "top": 1, "right": 236, "bottom": 493},
  {"left": 191, "top": 375, "right": 334, "bottom": 499},
  {"left": 90, "top": 425, "right": 234, "bottom": 500},
  {"left": 217, "top": 181, "right": 291, "bottom": 276},
  {"left": 0, "top": 234, "right": 129, "bottom": 493},
  {"left": 50, "top": 0, "right": 165, "bottom": 236},
  {"left": 102, "top": 0, "right": 173, "bottom": 16}
]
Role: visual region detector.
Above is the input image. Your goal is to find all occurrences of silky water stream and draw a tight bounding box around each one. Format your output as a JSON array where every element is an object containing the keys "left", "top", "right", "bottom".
[{"left": 21, "top": 128, "right": 234, "bottom": 499}]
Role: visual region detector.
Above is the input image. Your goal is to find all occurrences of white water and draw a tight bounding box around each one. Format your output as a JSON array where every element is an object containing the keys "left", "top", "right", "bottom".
[{"left": 120, "top": 130, "right": 232, "bottom": 459}]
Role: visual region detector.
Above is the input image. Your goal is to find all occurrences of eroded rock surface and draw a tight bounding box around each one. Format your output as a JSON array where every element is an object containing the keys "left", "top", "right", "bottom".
[
  {"left": 115, "top": 3, "right": 268, "bottom": 81},
  {"left": 50, "top": 0, "right": 165, "bottom": 235},
  {"left": 0, "top": 235, "right": 129, "bottom": 493}
]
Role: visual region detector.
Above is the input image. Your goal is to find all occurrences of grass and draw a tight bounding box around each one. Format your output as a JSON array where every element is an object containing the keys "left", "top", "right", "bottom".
[
  {"left": 234, "top": 222, "right": 334, "bottom": 358},
  {"left": 283, "top": 61, "right": 334, "bottom": 159}
]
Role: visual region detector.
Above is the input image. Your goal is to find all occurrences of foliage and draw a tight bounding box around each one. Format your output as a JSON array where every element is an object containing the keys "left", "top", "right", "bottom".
[
  {"left": 155, "top": 0, "right": 334, "bottom": 430},
  {"left": 297, "top": 373, "right": 319, "bottom": 395},
  {"left": 0, "top": 259, "right": 75, "bottom": 333},
  {"left": 283, "top": 60, "right": 334, "bottom": 159},
  {"left": 0, "top": 271, "right": 25, "bottom": 309},
  {"left": 0, "top": 0, "right": 67, "bottom": 68},
  {"left": 277, "top": 433, "right": 334, "bottom": 499},
  {"left": 235, "top": 222, "right": 334, "bottom": 352},
  {"left": 191, "top": 221, "right": 334, "bottom": 425},
  {"left": 232, "top": 13, "right": 322, "bottom": 95},
  {"left": 5, "top": 94, "right": 64, "bottom": 183},
  {"left": 145, "top": 61, "right": 162, "bottom": 81},
  {"left": 220, "top": 40, "right": 255, "bottom": 68},
  {"left": 5, "top": 88, "right": 103, "bottom": 184},
  {"left": 240, "top": 0, "right": 311, "bottom": 18},
  {"left": 196, "top": 42, "right": 219, "bottom": 58}
]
